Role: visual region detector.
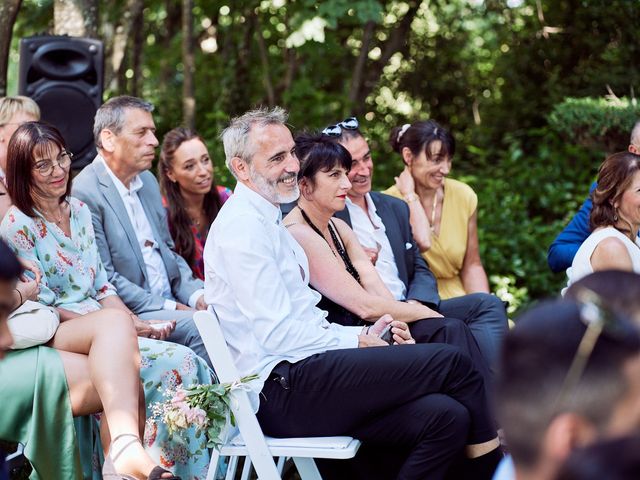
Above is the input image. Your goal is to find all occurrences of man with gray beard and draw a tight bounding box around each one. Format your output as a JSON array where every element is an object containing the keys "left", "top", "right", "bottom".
[{"left": 203, "top": 107, "right": 501, "bottom": 480}]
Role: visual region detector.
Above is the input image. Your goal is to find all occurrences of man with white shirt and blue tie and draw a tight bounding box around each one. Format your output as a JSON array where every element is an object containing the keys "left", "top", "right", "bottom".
[
  {"left": 203, "top": 107, "right": 501, "bottom": 480},
  {"left": 73, "top": 96, "right": 210, "bottom": 366}
]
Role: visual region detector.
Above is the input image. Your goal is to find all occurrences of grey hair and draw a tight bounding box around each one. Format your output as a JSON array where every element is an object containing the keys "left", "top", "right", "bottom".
[
  {"left": 94, "top": 95, "right": 154, "bottom": 149},
  {"left": 631, "top": 120, "right": 640, "bottom": 147},
  {"left": 220, "top": 106, "right": 288, "bottom": 178}
]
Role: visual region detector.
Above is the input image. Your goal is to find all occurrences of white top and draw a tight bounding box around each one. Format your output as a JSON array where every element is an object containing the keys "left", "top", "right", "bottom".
[
  {"left": 203, "top": 182, "right": 361, "bottom": 409},
  {"left": 564, "top": 226, "right": 640, "bottom": 295},
  {"left": 346, "top": 194, "right": 407, "bottom": 300},
  {"left": 100, "top": 157, "right": 203, "bottom": 310}
]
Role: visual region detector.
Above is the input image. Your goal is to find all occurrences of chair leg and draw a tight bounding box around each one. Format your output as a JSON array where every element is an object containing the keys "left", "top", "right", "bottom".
[
  {"left": 207, "top": 450, "right": 221, "bottom": 480},
  {"left": 240, "top": 457, "right": 253, "bottom": 480},
  {"left": 276, "top": 456, "right": 286, "bottom": 474},
  {"left": 292, "top": 457, "right": 322, "bottom": 480},
  {"left": 225, "top": 456, "right": 239, "bottom": 480}
]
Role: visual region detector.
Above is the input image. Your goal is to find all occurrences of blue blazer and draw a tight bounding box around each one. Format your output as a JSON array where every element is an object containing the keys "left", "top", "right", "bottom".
[
  {"left": 547, "top": 182, "right": 596, "bottom": 273},
  {"left": 72, "top": 156, "right": 204, "bottom": 313},
  {"left": 334, "top": 192, "right": 441, "bottom": 310}
]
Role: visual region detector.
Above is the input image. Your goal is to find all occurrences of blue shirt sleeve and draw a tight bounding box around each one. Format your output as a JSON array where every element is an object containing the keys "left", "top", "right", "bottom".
[{"left": 547, "top": 182, "right": 597, "bottom": 273}]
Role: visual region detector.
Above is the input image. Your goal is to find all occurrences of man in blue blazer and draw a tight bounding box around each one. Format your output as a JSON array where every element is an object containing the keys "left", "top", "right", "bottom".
[
  {"left": 547, "top": 121, "right": 640, "bottom": 273},
  {"left": 334, "top": 126, "right": 507, "bottom": 371},
  {"left": 72, "top": 96, "right": 210, "bottom": 366}
]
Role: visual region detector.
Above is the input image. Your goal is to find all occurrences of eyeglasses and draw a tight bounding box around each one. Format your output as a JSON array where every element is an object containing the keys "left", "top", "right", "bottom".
[
  {"left": 33, "top": 150, "right": 74, "bottom": 176},
  {"left": 555, "top": 287, "right": 631, "bottom": 408},
  {"left": 321, "top": 117, "right": 359, "bottom": 137}
]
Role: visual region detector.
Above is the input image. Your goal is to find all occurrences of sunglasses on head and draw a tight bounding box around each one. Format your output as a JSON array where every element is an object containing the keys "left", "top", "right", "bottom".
[
  {"left": 555, "top": 287, "right": 633, "bottom": 409},
  {"left": 321, "top": 117, "right": 359, "bottom": 137}
]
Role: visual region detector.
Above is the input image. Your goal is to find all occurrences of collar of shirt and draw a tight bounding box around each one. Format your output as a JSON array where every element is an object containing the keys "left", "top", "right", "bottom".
[
  {"left": 97, "top": 155, "right": 144, "bottom": 198},
  {"left": 234, "top": 181, "right": 283, "bottom": 225},
  {"left": 345, "top": 193, "right": 407, "bottom": 301}
]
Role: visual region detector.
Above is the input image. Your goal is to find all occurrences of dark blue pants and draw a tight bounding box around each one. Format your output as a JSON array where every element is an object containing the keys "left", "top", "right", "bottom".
[
  {"left": 257, "top": 344, "right": 495, "bottom": 480},
  {"left": 439, "top": 293, "right": 508, "bottom": 375}
]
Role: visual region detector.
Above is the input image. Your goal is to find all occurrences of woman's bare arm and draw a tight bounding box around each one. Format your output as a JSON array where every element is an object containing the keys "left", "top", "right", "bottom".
[
  {"left": 287, "top": 223, "right": 441, "bottom": 323},
  {"left": 460, "top": 210, "right": 490, "bottom": 294},
  {"left": 333, "top": 218, "right": 394, "bottom": 299},
  {"left": 590, "top": 236, "right": 634, "bottom": 271}
]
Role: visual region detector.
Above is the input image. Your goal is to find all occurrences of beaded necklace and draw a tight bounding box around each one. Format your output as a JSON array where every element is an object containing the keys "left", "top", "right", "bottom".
[{"left": 299, "top": 207, "right": 361, "bottom": 283}]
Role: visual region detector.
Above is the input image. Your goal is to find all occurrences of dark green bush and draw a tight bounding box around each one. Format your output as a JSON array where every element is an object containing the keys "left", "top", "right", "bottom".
[{"left": 548, "top": 97, "right": 640, "bottom": 152}]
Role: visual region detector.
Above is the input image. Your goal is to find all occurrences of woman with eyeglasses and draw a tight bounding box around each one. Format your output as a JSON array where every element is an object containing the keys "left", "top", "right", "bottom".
[
  {"left": 158, "top": 127, "right": 231, "bottom": 280},
  {"left": 0, "top": 122, "right": 213, "bottom": 479},
  {"left": 563, "top": 151, "right": 640, "bottom": 293},
  {"left": 384, "top": 121, "right": 490, "bottom": 300}
]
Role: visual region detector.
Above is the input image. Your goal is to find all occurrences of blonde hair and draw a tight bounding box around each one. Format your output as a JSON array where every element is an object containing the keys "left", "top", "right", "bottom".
[{"left": 0, "top": 96, "right": 40, "bottom": 125}]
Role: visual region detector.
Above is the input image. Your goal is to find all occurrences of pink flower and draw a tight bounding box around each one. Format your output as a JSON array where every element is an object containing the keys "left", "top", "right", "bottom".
[
  {"left": 171, "top": 389, "right": 187, "bottom": 405},
  {"left": 186, "top": 406, "right": 208, "bottom": 429}
]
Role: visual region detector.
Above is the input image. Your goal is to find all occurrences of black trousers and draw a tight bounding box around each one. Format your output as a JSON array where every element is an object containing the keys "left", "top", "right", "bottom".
[
  {"left": 409, "top": 317, "right": 493, "bottom": 400},
  {"left": 257, "top": 344, "right": 496, "bottom": 480}
]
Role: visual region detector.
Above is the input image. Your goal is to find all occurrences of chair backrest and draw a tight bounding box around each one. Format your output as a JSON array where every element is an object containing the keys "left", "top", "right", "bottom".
[{"left": 194, "top": 309, "right": 282, "bottom": 479}]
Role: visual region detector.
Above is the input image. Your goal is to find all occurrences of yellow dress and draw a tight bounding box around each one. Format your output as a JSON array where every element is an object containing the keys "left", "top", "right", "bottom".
[{"left": 384, "top": 178, "right": 477, "bottom": 299}]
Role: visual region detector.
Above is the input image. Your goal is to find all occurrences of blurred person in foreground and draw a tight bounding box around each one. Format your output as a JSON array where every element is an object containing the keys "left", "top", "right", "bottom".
[{"left": 493, "top": 297, "right": 640, "bottom": 480}]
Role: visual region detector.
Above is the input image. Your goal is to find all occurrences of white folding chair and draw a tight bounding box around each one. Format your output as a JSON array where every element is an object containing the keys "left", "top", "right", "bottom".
[{"left": 194, "top": 310, "right": 361, "bottom": 480}]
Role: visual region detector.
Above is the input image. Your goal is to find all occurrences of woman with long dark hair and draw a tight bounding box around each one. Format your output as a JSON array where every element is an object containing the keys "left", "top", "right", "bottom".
[{"left": 159, "top": 128, "right": 231, "bottom": 280}]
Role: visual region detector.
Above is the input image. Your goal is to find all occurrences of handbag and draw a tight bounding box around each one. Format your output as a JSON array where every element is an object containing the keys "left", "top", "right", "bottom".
[{"left": 7, "top": 300, "right": 60, "bottom": 349}]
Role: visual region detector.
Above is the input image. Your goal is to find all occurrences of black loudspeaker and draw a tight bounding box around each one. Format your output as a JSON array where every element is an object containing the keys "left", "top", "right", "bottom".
[{"left": 19, "top": 35, "right": 103, "bottom": 170}]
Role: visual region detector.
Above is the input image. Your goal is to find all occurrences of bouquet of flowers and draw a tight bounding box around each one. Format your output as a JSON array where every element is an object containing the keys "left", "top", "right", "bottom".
[{"left": 151, "top": 374, "right": 258, "bottom": 450}]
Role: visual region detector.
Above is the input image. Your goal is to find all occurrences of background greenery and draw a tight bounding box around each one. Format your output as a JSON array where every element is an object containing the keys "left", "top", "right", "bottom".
[{"left": 6, "top": 0, "right": 640, "bottom": 316}]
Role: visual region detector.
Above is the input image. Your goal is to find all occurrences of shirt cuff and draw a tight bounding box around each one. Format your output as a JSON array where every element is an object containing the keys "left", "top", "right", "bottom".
[
  {"left": 163, "top": 299, "right": 177, "bottom": 310},
  {"left": 334, "top": 325, "right": 361, "bottom": 349},
  {"left": 188, "top": 289, "right": 205, "bottom": 308}
]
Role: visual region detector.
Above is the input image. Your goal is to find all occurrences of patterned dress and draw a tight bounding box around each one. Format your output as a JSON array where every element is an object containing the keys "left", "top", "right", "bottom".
[{"left": 0, "top": 197, "right": 212, "bottom": 479}]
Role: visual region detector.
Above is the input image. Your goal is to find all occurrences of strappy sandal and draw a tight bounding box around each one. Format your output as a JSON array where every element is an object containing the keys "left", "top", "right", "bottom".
[{"left": 102, "top": 433, "right": 181, "bottom": 480}]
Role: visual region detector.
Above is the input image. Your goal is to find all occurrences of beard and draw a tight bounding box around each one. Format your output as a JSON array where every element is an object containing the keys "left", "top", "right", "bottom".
[{"left": 248, "top": 164, "right": 299, "bottom": 204}]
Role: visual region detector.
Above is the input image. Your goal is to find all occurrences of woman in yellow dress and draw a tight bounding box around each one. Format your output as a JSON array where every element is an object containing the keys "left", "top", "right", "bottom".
[{"left": 384, "top": 120, "right": 490, "bottom": 300}]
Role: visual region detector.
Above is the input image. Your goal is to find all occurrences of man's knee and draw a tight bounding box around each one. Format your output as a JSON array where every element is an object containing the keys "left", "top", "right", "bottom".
[{"left": 412, "top": 394, "right": 470, "bottom": 446}]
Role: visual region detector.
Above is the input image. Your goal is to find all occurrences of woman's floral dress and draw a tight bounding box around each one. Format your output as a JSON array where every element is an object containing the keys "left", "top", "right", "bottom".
[{"left": 0, "top": 197, "right": 212, "bottom": 479}]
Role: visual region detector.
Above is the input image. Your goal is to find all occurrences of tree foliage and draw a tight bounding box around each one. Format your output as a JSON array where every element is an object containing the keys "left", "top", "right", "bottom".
[{"left": 4, "top": 0, "right": 640, "bottom": 315}]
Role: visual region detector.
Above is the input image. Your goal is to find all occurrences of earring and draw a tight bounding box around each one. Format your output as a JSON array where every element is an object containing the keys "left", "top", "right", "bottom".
[{"left": 614, "top": 209, "right": 619, "bottom": 222}]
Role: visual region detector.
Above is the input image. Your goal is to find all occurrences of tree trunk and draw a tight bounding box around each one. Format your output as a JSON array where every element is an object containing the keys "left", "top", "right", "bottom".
[
  {"left": 0, "top": 0, "right": 22, "bottom": 96},
  {"left": 54, "top": 0, "right": 99, "bottom": 37},
  {"left": 130, "top": 6, "right": 144, "bottom": 96},
  {"left": 353, "top": 2, "right": 420, "bottom": 112},
  {"left": 348, "top": 20, "right": 376, "bottom": 108},
  {"left": 106, "top": 0, "right": 143, "bottom": 92},
  {"left": 182, "top": 0, "right": 195, "bottom": 129}
]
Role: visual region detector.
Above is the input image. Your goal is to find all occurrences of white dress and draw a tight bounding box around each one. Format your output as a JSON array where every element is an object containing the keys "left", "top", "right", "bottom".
[{"left": 563, "top": 226, "right": 640, "bottom": 295}]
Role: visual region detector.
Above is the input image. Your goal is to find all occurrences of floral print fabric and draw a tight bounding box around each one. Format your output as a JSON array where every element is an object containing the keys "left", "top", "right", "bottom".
[
  {"left": 1, "top": 198, "right": 116, "bottom": 313},
  {"left": 0, "top": 196, "right": 212, "bottom": 478}
]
